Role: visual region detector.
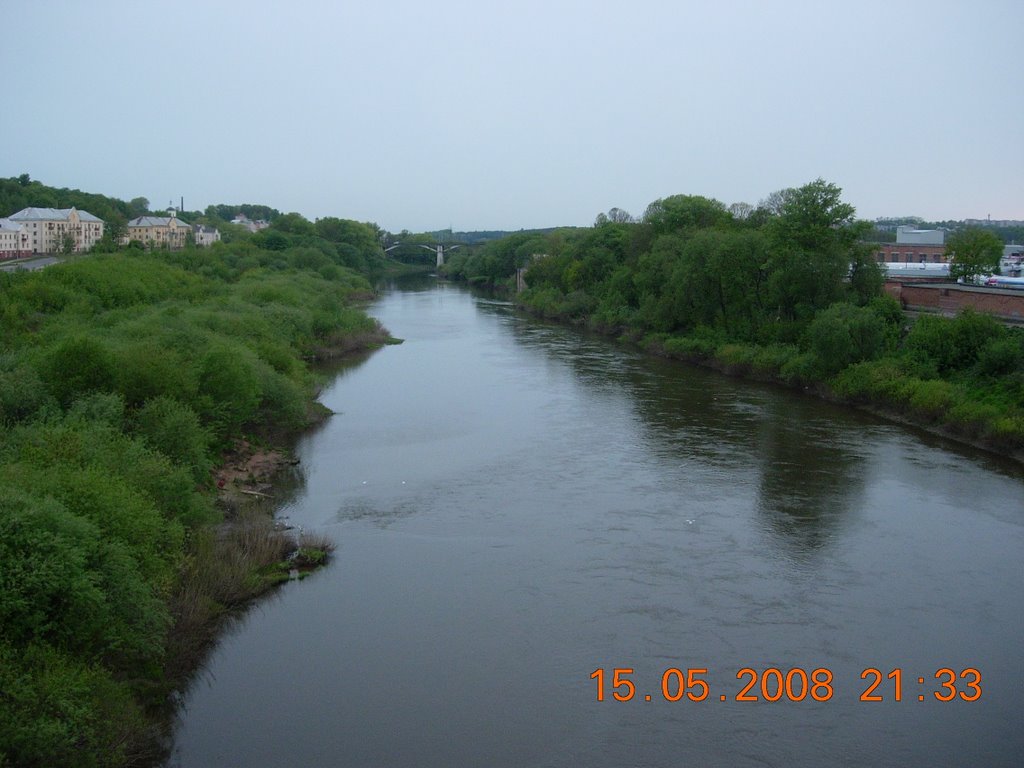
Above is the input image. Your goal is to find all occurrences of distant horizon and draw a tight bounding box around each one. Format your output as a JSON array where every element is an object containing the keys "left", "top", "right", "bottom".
[{"left": 6, "top": 170, "right": 1022, "bottom": 236}]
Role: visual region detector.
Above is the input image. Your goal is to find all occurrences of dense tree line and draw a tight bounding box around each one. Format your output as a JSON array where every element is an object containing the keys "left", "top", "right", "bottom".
[
  {"left": 451, "top": 179, "right": 1024, "bottom": 450},
  {"left": 0, "top": 214, "right": 390, "bottom": 765}
]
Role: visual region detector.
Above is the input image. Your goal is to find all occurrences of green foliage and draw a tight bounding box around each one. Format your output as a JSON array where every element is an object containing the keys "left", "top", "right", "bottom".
[
  {"left": 501, "top": 178, "right": 1023, "bottom": 450},
  {"left": 946, "top": 227, "right": 1003, "bottom": 282},
  {"left": 196, "top": 345, "right": 262, "bottom": 434},
  {"left": 662, "top": 329, "right": 726, "bottom": 360},
  {"left": 204, "top": 203, "right": 280, "bottom": 223},
  {"left": 905, "top": 310, "right": 1004, "bottom": 374},
  {"left": 67, "top": 392, "right": 126, "bottom": 430},
  {"left": 0, "top": 175, "right": 133, "bottom": 226},
  {"left": 848, "top": 245, "right": 886, "bottom": 304},
  {"left": 907, "top": 378, "right": 956, "bottom": 420},
  {"left": 133, "top": 397, "right": 212, "bottom": 483},
  {"left": 766, "top": 179, "right": 862, "bottom": 320},
  {"left": 778, "top": 351, "right": 819, "bottom": 386},
  {"left": 0, "top": 214, "right": 385, "bottom": 765},
  {"left": 0, "top": 642, "right": 144, "bottom": 768},
  {"left": 751, "top": 343, "right": 801, "bottom": 376},
  {"left": 642, "top": 194, "right": 731, "bottom": 235},
  {"left": 806, "top": 302, "right": 892, "bottom": 376},
  {"left": 978, "top": 336, "right": 1023, "bottom": 377},
  {"left": 0, "top": 362, "right": 55, "bottom": 425},
  {"left": 41, "top": 336, "right": 118, "bottom": 407}
]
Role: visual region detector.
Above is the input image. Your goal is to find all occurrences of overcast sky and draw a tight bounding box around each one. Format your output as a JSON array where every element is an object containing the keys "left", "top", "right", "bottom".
[{"left": 2, "top": 0, "right": 1021, "bottom": 232}]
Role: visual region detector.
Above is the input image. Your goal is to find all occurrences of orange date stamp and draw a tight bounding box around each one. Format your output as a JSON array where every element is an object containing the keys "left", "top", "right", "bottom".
[{"left": 590, "top": 667, "right": 982, "bottom": 703}]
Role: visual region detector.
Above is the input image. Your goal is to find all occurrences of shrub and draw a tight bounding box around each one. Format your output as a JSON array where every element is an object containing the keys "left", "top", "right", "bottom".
[
  {"left": 133, "top": 396, "right": 212, "bottom": 484},
  {"left": 948, "top": 400, "right": 1004, "bottom": 439},
  {"left": 254, "top": 362, "right": 308, "bottom": 431},
  {"left": 806, "top": 302, "right": 889, "bottom": 376},
  {"left": 977, "top": 336, "right": 1023, "bottom": 377},
  {"left": 752, "top": 343, "right": 800, "bottom": 376},
  {"left": 904, "top": 310, "right": 1005, "bottom": 374},
  {"left": 831, "top": 358, "right": 908, "bottom": 402},
  {"left": 717, "top": 343, "right": 757, "bottom": 373},
  {"left": 67, "top": 392, "right": 125, "bottom": 431},
  {"left": 0, "top": 642, "right": 144, "bottom": 768},
  {"left": 903, "top": 315, "right": 956, "bottom": 373},
  {"left": 114, "top": 343, "right": 195, "bottom": 407},
  {"left": 948, "top": 309, "right": 1004, "bottom": 371},
  {"left": 196, "top": 345, "right": 262, "bottom": 436},
  {"left": 40, "top": 336, "right": 117, "bottom": 407},
  {"left": 0, "top": 363, "right": 55, "bottom": 425},
  {"left": 779, "top": 352, "right": 818, "bottom": 386},
  {"left": 906, "top": 379, "right": 957, "bottom": 421}
]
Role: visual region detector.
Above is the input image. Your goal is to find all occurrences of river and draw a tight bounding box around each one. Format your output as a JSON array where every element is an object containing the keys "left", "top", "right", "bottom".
[{"left": 169, "top": 279, "right": 1023, "bottom": 768}]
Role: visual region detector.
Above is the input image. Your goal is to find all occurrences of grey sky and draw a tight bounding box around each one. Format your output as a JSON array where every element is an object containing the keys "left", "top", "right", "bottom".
[{"left": 3, "top": 0, "right": 1021, "bottom": 232}]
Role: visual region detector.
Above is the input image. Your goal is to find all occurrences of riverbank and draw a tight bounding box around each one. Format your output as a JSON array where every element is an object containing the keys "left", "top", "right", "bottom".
[
  {"left": 642, "top": 334, "right": 1024, "bottom": 467},
  {"left": 153, "top": 324, "right": 397, "bottom": 764},
  {"left": 0, "top": 246, "right": 399, "bottom": 768}
]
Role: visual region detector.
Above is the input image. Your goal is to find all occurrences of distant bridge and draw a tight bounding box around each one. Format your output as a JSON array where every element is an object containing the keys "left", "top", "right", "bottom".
[{"left": 418, "top": 243, "right": 460, "bottom": 268}]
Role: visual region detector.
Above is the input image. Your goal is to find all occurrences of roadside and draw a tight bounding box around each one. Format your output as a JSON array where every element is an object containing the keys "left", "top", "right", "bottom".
[{"left": 0, "top": 254, "right": 61, "bottom": 272}]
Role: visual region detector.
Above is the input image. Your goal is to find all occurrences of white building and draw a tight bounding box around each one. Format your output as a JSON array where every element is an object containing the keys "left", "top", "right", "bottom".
[
  {"left": 7, "top": 207, "right": 105, "bottom": 254},
  {"left": 193, "top": 224, "right": 221, "bottom": 247},
  {"left": 895, "top": 225, "right": 945, "bottom": 246},
  {"left": 230, "top": 213, "right": 269, "bottom": 233},
  {"left": 124, "top": 211, "right": 192, "bottom": 249},
  {"left": 0, "top": 218, "right": 29, "bottom": 259}
]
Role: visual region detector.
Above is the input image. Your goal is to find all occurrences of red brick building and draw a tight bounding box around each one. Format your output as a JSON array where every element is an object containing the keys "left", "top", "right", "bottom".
[
  {"left": 874, "top": 242, "right": 948, "bottom": 264},
  {"left": 884, "top": 282, "right": 1024, "bottom": 323}
]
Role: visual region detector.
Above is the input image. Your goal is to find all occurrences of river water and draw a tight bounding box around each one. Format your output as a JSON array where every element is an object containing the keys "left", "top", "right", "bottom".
[{"left": 169, "top": 279, "right": 1023, "bottom": 768}]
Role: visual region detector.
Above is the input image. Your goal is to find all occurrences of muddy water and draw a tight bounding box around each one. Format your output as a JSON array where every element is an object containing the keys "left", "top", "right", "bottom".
[{"left": 170, "top": 280, "right": 1024, "bottom": 767}]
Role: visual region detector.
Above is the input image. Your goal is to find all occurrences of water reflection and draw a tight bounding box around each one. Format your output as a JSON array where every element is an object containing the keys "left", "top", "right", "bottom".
[
  {"left": 499, "top": 302, "right": 869, "bottom": 558},
  {"left": 171, "top": 284, "right": 1024, "bottom": 768},
  {"left": 753, "top": 409, "right": 866, "bottom": 558}
]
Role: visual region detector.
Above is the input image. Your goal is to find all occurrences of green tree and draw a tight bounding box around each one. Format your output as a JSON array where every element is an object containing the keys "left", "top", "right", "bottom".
[
  {"left": 270, "top": 212, "right": 315, "bottom": 237},
  {"left": 848, "top": 240, "right": 885, "bottom": 305},
  {"left": 766, "top": 179, "right": 859, "bottom": 321},
  {"left": 643, "top": 194, "right": 731, "bottom": 236},
  {"left": 946, "top": 227, "right": 1003, "bottom": 283},
  {"left": 127, "top": 197, "right": 150, "bottom": 218},
  {"left": 58, "top": 232, "right": 76, "bottom": 255}
]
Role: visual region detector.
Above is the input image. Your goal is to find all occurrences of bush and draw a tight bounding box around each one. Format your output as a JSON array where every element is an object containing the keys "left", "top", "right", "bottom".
[
  {"left": 0, "top": 642, "right": 145, "bottom": 768},
  {"left": 904, "top": 310, "right": 1004, "bottom": 374},
  {"left": 0, "top": 363, "right": 55, "bottom": 426},
  {"left": 114, "top": 343, "right": 196, "bottom": 407},
  {"left": 40, "top": 336, "right": 117, "bottom": 407},
  {"left": 779, "top": 352, "right": 819, "bottom": 386},
  {"left": 752, "top": 344, "right": 800, "bottom": 376},
  {"left": 977, "top": 336, "right": 1023, "bottom": 377},
  {"left": 806, "top": 302, "right": 890, "bottom": 376},
  {"left": 133, "top": 396, "right": 212, "bottom": 484},
  {"left": 949, "top": 309, "right": 1004, "bottom": 371},
  {"left": 67, "top": 392, "right": 125, "bottom": 431},
  {"left": 254, "top": 362, "right": 308, "bottom": 431},
  {"left": 196, "top": 345, "right": 262, "bottom": 436},
  {"left": 663, "top": 333, "right": 720, "bottom": 360},
  {"left": 831, "top": 358, "right": 908, "bottom": 402},
  {"left": 717, "top": 343, "right": 757, "bottom": 373},
  {"left": 948, "top": 400, "right": 1004, "bottom": 439},
  {"left": 906, "top": 379, "right": 957, "bottom": 421}
]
